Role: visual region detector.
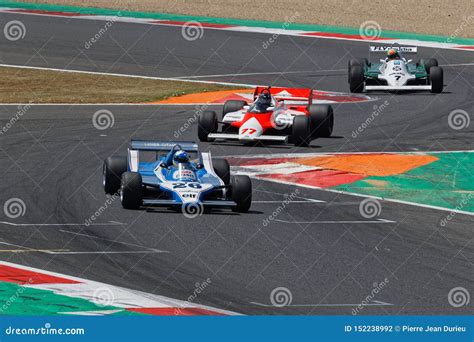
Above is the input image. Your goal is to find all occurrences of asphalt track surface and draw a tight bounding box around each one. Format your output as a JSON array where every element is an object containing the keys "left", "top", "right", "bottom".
[{"left": 0, "top": 12, "right": 473, "bottom": 315}]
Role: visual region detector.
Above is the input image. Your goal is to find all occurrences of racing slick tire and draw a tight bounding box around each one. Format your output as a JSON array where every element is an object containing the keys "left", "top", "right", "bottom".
[
  {"left": 198, "top": 111, "right": 218, "bottom": 142},
  {"left": 212, "top": 158, "right": 230, "bottom": 185},
  {"left": 348, "top": 58, "right": 368, "bottom": 82},
  {"left": 308, "top": 104, "right": 334, "bottom": 138},
  {"left": 103, "top": 156, "right": 127, "bottom": 195},
  {"left": 349, "top": 65, "right": 365, "bottom": 93},
  {"left": 429, "top": 66, "right": 443, "bottom": 93},
  {"left": 121, "top": 172, "right": 142, "bottom": 210},
  {"left": 291, "top": 115, "right": 311, "bottom": 147},
  {"left": 222, "top": 100, "right": 247, "bottom": 117},
  {"left": 423, "top": 58, "right": 438, "bottom": 74},
  {"left": 230, "top": 175, "right": 252, "bottom": 213}
]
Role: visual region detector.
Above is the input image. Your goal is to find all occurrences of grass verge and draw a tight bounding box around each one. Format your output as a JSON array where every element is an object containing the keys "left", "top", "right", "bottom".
[{"left": 0, "top": 66, "right": 237, "bottom": 103}]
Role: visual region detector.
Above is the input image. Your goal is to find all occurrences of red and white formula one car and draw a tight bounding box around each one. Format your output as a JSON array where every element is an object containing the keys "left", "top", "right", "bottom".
[{"left": 197, "top": 87, "right": 334, "bottom": 147}]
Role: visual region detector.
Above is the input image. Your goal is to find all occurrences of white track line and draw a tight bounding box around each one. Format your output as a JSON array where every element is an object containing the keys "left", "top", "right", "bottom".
[
  {"left": 251, "top": 300, "right": 393, "bottom": 307},
  {"left": 0, "top": 221, "right": 124, "bottom": 226},
  {"left": 173, "top": 69, "right": 345, "bottom": 79},
  {"left": 59, "top": 229, "right": 167, "bottom": 253},
  {"left": 0, "top": 63, "right": 257, "bottom": 87},
  {"left": 1, "top": 8, "right": 473, "bottom": 51},
  {"left": 253, "top": 177, "right": 474, "bottom": 217},
  {"left": 274, "top": 218, "right": 396, "bottom": 224}
]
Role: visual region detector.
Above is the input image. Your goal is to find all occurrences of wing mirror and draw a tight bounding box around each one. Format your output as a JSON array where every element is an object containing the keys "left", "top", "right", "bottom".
[
  {"left": 196, "top": 163, "right": 204, "bottom": 169},
  {"left": 159, "top": 162, "right": 168, "bottom": 168},
  {"left": 406, "top": 59, "right": 412, "bottom": 63}
]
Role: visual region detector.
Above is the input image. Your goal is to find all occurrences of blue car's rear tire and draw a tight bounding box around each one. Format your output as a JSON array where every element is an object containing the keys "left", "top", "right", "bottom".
[
  {"left": 103, "top": 156, "right": 127, "bottom": 195},
  {"left": 121, "top": 172, "right": 142, "bottom": 209},
  {"left": 231, "top": 175, "right": 252, "bottom": 213}
]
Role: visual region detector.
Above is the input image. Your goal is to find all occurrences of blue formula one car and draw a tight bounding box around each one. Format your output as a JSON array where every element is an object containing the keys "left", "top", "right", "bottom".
[{"left": 102, "top": 140, "right": 252, "bottom": 213}]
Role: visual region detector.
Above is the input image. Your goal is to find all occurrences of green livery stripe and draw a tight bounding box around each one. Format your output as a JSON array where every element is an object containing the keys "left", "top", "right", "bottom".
[{"left": 1, "top": 1, "right": 473, "bottom": 45}]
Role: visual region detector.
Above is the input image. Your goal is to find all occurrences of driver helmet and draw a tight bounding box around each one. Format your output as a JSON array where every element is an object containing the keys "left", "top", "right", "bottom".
[
  {"left": 255, "top": 89, "right": 272, "bottom": 111},
  {"left": 387, "top": 49, "right": 399, "bottom": 60},
  {"left": 173, "top": 150, "right": 190, "bottom": 164}
]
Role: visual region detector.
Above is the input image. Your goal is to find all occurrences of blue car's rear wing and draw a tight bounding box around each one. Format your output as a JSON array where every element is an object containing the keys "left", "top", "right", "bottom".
[{"left": 129, "top": 140, "right": 199, "bottom": 152}]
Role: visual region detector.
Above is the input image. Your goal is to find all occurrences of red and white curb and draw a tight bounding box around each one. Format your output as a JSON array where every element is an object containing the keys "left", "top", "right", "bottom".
[
  {"left": 0, "top": 260, "right": 238, "bottom": 316},
  {"left": 0, "top": 7, "right": 473, "bottom": 51}
]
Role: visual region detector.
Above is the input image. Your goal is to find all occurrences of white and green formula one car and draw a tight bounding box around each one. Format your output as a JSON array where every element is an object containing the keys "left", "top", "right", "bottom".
[{"left": 348, "top": 46, "right": 443, "bottom": 93}]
